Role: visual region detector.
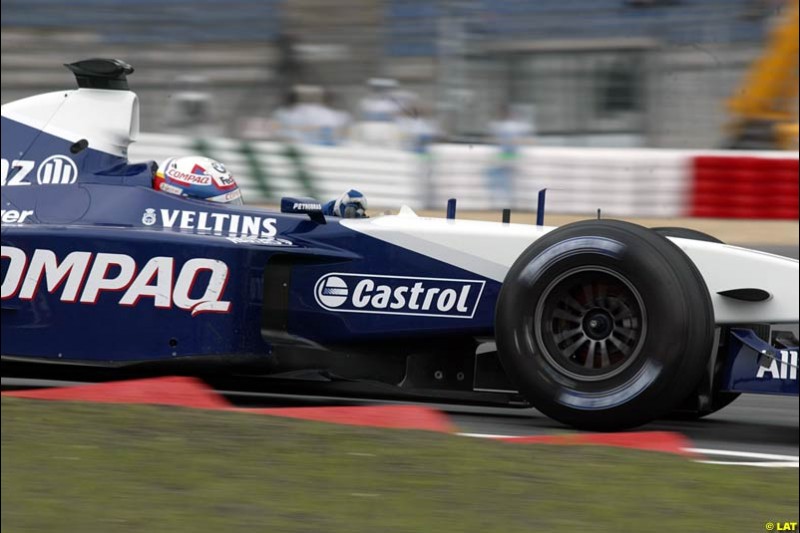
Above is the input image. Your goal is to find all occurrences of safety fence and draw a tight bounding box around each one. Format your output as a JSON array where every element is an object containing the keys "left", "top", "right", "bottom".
[{"left": 129, "top": 134, "right": 799, "bottom": 219}]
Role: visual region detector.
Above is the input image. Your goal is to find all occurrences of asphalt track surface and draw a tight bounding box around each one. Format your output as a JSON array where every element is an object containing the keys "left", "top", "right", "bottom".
[
  {"left": 756, "top": 245, "right": 799, "bottom": 260},
  {"left": 446, "top": 395, "right": 799, "bottom": 459},
  {"left": 216, "top": 385, "right": 799, "bottom": 462},
  {"left": 2, "top": 243, "right": 797, "bottom": 465}
]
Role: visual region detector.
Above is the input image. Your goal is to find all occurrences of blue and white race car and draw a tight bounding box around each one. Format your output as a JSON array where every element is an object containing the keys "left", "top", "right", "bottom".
[{"left": 2, "top": 59, "right": 797, "bottom": 430}]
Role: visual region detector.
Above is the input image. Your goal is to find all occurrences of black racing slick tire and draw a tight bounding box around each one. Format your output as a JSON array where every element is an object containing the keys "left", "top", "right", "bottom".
[
  {"left": 495, "top": 220, "right": 715, "bottom": 431},
  {"left": 654, "top": 226, "right": 741, "bottom": 419}
]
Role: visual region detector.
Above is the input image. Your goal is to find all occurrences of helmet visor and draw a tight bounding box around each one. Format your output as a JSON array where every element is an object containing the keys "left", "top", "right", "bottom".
[{"left": 207, "top": 188, "right": 244, "bottom": 205}]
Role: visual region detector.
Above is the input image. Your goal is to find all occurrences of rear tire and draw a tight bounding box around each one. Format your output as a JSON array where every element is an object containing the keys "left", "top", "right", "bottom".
[{"left": 495, "top": 220, "right": 715, "bottom": 430}]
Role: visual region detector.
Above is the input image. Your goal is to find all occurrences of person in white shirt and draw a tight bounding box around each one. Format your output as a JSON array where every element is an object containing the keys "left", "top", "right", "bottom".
[
  {"left": 272, "top": 86, "right": 351, "bottom": 145},
  {"left": 486, "top": 104, "right": 535, "bottom": 209}
]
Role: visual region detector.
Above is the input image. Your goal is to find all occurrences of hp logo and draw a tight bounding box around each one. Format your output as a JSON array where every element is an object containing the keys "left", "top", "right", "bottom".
[
  {"left": 36, "top": 155, "right": 78, "bottom": 185},
  {"left": 315, "top": 276, "right": 349, "bottom": 308}
]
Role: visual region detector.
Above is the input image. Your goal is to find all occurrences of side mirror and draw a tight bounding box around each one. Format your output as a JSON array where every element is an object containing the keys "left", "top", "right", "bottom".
[{"left": 281, "top": 197, "right": 326, "bottom": 224}]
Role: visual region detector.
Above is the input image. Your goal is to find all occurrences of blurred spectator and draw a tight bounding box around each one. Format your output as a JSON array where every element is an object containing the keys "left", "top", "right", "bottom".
[
  {"left": 486, "top": 104, "right": 535, "bottom": 209},
  {"left": 350, "top": 78, "right": 405, "bottom": 147},
  {"left": 271, "top": 85, "right": 350, "bottom": 145},
  {"left": 319, "top": 90, "right": 352, "bottom": 146},
  {"left": 395, "top": 100, "right": 441, "bottom": 208},
  {"left": 274, "top": 32, "right": 303, "bottom": 94},
  {"left": 397, "top": 103, "right": 439, "bottom": 154},
  {"left": 359, "top": 78, "right": 402, "bottom": 122},
  {"left": 270, "top": 88, "right": 301, "bottom": 141},
  {"left": 163, "top": 75, "right": 222, "bottom": 136}
]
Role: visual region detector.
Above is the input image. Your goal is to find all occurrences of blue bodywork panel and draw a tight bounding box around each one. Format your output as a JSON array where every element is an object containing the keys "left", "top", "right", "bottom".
[
  {"left": 1, "top": 116, "right": 499, "bottom": 364},
  {"left": 722, "top": 329, "right": 799, "bottom": 396}
]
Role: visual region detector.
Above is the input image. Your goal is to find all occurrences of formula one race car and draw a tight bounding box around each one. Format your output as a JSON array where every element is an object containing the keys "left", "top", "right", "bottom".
[{"left": 2, "top": 60, "right": 798, "bottom": 430}]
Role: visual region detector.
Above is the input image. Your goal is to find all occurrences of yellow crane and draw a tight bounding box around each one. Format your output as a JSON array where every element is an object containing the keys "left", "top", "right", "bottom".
[{"left": 727, "top": 0, "right": 798, "bottom": 149}]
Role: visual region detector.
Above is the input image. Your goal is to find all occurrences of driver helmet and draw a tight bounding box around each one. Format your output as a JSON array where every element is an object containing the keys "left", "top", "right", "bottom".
[{"left": 153, "top": 156, "right": 243, "bottom": 205}]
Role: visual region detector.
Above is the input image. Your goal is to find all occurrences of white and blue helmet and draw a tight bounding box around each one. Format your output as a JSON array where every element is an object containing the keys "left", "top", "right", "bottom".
[{"left": 154, "top": 156, "right": 243, "bottom": 205}]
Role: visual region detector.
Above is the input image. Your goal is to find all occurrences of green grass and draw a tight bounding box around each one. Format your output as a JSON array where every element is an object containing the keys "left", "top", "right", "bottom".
[{"left": 2, "top": 397, "right": 797, "bottom": 533}]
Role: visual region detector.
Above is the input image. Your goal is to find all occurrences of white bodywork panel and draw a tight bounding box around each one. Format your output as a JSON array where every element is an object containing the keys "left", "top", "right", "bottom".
[
  {"left": 343, "top": 210, "right": 799, "bottom": 325},
  {"left": 1, "top": 89, "right": 139, "bottom": 157},
  {"left": 672, "top": 240, "right": 798, "bottom": 324}
]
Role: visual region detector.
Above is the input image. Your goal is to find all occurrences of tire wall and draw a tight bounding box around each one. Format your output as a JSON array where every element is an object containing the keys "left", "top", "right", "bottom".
[
  {"left": 691, "top": 155, "right": 799, "bottom": 219},
  {"left": 129, "top": 135, "right": 798, "bottom": 219}
]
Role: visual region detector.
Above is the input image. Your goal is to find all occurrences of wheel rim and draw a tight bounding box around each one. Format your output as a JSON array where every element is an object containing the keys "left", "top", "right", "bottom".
[{"left": 534, "top": 266, "right": 647, "bottom": 382}]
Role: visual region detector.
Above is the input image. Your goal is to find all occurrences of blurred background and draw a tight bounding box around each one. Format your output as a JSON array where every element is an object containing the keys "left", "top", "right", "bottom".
[{"left": 1, "top": 0, "right": 798, "bottom": 216}]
